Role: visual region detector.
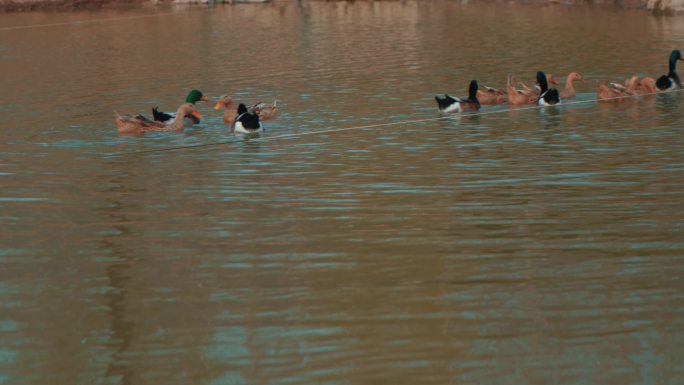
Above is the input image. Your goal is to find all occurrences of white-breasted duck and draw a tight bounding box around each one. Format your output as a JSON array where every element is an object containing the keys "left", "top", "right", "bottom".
[
  {"left": 656, "top": 50, "right": 683, "bottom": 91},
  {"left": 536, "top": 71, "right": 561, "bottom": 106},
  {"left": 233, "top": 103, "right": 264, "bottom": 134},
  {"left": 435, "top": 80, "right": 481, "bottom": 113}
]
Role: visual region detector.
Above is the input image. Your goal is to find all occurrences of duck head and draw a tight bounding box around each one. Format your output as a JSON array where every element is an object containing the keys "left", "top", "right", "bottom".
[
  {"left": 186, "top": 89, "right": 210, "bottom": 104},
  {"left": 214, "top": 95, "right": 234, "bottom": 110},
  {"left": 468, "top": 80, "right": 478, "bottom": 101},
  {"left": 237, "top": 103, "right": 248, "bottom": 115},
  {"left": 536, "top": 71, "right": 549, "bottom": 92},
  {"left": 668, "top": 50, "right": 683, "bottom": 71},
  {"left": 568, "top": 72, "right": 585, "bottom": 84}
]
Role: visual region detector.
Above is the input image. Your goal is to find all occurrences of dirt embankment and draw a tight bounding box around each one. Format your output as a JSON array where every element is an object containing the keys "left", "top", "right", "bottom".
[
  {"left": 0, "top": 0, "right": 148, "bottom": 11},
  {"left": 1, "top": 0, "right": 684, "bottom": 13}
]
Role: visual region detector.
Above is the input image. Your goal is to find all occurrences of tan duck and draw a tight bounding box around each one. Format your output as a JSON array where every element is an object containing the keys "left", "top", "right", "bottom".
[
  {"left": 506, "top": 74, "right": 535, "bottom": 105},
  {"left": 637, "top": 77, "right": 657, "bottom": 94},
  {"left": 548, "top": 72, "right": 585, "bottom": 99},
  {"left": 214, "top": 95, "right": 238, "bottom": 126},
  {"left": 596, "top": 81, "right": 630, "bottom": 102},
  {"left": 249, "top": 100, "right": 278, "bottom": 121},
  {"left": 477, "top": 85, "right": 507, "bottom": 105},
  {"left": 115, "top": 103, "right": 201, "bottom": 134}
]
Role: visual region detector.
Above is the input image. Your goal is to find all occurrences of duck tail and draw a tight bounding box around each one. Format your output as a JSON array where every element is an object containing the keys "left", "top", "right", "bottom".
[
  {"left": 152, "top": 106, "right": 162, "bottom": 121},
  {"left": 435, "top": 94, "right": 452, "bottom": 111}
]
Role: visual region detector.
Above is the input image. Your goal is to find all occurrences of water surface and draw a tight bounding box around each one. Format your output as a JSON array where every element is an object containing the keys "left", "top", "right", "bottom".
[{"left": 1, "top": 1, "right": 684, "bottom": 384}]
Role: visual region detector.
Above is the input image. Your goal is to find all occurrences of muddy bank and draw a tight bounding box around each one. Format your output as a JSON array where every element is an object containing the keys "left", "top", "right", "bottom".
[
  {"left": 1, "top": 0, "right": 683, "bottom": 14},
  {"left": 0, "top": 0, "right": 147, "bottom": 12}
]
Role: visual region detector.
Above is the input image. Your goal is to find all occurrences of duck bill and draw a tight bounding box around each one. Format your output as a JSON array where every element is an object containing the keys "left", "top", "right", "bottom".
[
  {"left": 214, "top": 101, "right": 224, "bottom": 110},
  {"left": 200, "top": 95, "right": 210, "bottom": 102},
  {"left": 191, "top": 111, "right": 203, "bottom": 120}
]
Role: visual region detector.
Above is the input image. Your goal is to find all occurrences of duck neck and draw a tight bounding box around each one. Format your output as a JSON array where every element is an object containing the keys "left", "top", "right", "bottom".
[
  {"left": 564, "top": 76, "right": 575, "bottom": 93},
  {"left": 169, "top": 106, "right": 189, "bottom": 130},
  {"left": 224, "top": 101, "right": 235, "bottom": 116}
]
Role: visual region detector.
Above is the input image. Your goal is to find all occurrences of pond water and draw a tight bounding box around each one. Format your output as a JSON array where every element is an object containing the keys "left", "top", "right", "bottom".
[{"left": 1, "top": 1, "right": 684, "bottom": 384}]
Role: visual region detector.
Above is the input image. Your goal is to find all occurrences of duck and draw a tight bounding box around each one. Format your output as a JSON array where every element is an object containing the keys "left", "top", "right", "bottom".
[
  {"left": 476, "top": 84, "right": 507, "bottom": 105},
  {"left": 596, "top": 81, "right": 630, "bottom": 102},
  {"left": 435, "top": 80, "right": 481, "bottom": 113},
  {"left": 214, "top": 95, "right": 238, "bottom": 126},
  {"left": 249, "top": 100, "right": 278, "bottom": 120},
  {"left": 233, "top": 103, "right": 264, "bottom": 134},
  {"left": 115, "top": 104, "right": 202, "bottom": 135},
  {"left": 637, "top": 77, "right": 657, "bottom": 94},
  {"left": 152, "top": 89, "right": 209, "bottom": 126},
  {"left": 506, "top": 74, "right": 535, "bottom": 105},
  {"left": 656, "top": 50, "right": 683, "bottom": 91},
  {"left": 548, "top": 72, "right": 585, "bottom": 99},
  {"left": 536, "top": 71, "right": 561, "bottom": 106}
]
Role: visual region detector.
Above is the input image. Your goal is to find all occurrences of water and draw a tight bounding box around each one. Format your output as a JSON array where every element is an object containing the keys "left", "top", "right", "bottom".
[{"left": 1, "top": 1, "right": 684, "bottom": 384}]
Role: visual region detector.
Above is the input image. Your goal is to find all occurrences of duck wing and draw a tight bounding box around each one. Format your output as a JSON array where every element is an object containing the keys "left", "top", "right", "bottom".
[
  {"left": 435, "top": 94, "right": 464, "bottom": 111},
  {"left": 236, "top": 112, "right": 262, "bottom": 130},
  {"left": 152, "top": 107, "right": 176, "bottom": 123}
]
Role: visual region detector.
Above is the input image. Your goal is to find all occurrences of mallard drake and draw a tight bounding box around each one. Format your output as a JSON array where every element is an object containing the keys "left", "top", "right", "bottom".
[
  {"left": 549, "top": 72, "right": 584, "bottom": 99},
  {"left": 233, "top": 103, "right": 264, "bottom": 134},
  {"left": 152, "top": 89, "right": 209, "bottom": 126},
  {"left": 249, "top": 100, "right": 278, "bottom": 120},
  {"left": 115, "top": 104, "right": 202, "bottom": 135},
  {"left": 435, "top": 80, "right": 481, "bottom": 113},
  {"left": 214, "top": 95, "right": 238, "bottom": 126},
  {"left": 656, "top": 50, "right": 683, "bottom": 91},
  {"left": 536, "top": 71, "right": 560, "bottom": 106}
]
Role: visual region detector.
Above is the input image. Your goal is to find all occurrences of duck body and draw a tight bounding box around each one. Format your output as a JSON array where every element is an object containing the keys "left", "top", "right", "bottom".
[
  {"left": 596, "top": 81, "right": 630, "bottom": 102},
  {"left": 233, "top": 103, "right": 264, "bottom": 134},
  {"left": 116, "top": 103, "right": 202, "bottom": 135},
  {"left": 506, "top": 74, "right": 534, "bottom": 105},
  {"left": 249, "top": 100, "right": 278, "bottom": 120},
  {"left": 476, "top": 85, "right": 507, "bottom": 105},
  {"left": 536, "top": 71, "right": 561, "bottom": 106},
  {"left": 152, "top": 89, "right": 209, "bottom": 126},
  {"left": 435, "top": 80, "right": 481, "bottom": 113},
  {"left": 637, "top": 77, "right": 657, "bottom": 94},
  {"left": 656, "top": 50, "right": 683, "bottom": 91}
]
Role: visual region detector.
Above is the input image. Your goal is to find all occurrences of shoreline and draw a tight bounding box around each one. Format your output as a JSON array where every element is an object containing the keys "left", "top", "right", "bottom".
[{"left": 0, "top": 0, "right": 682, "bottom": 14}]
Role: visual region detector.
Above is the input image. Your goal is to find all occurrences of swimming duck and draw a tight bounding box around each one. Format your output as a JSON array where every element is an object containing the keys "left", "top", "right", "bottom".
[
  {"left": 249, "top": 100, "right": 278, "bottom": 120},
  {"left": 656, "top": 50, "right": 683, "bottom": 91},
  {"left": 233, "top": 103, "right": 264, "bottom": 134},
  {"left": 596, "top": 81, "right": 630, "bottom": 102},
  {"left": 506, "top": 74, "right": 534, "bottom": 105},
  {"left": 476, "top": 85, "right": 507, "bottom": 105},
  {"left": 115, "top": 104, "right": 202, "bottom": 135},
  {"left": 152, "top": 89, "right": 209, "bottom": 125},
  {"left": 536, "top": 71, "right": 560, "bottom": 106},
  {"left": 435, "top": 80, "right": 481, "bottom": 113},
  {"left": 214, "top": 95, "right": 238, "bottom": 126},
  {"left": 637, "top": 77, "right": 657, "bottom": 94},
  {"left": 549, "top": 72, "right": 584, "bottom": 99}
]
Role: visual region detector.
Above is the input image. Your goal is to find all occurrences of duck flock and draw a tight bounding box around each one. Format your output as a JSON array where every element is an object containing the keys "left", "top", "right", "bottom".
[{"left": 115, "top": 50, "right": 682, "bottom": 135}]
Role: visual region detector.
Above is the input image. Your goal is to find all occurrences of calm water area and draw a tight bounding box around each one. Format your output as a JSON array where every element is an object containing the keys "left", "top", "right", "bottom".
[{"left": 1, "top": 1, "right": 684, "bottom": 384}]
